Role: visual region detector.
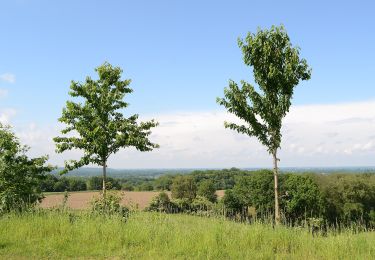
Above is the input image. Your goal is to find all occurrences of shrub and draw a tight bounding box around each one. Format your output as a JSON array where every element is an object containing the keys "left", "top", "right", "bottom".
[
  {"left": 171, "top": 175, "right": 197, "bottom": 201},
  {"left": 146, "top": 192, "right": 174, "bottom": 213},
  {"left": 172, "top": 198, "right": 192, "bottom": 212},
  {"left": 282, "top": 174, "right": 324, "bottom": 223},
  {"left": 90, "top": 192, "right": 129, "bottom": 220},
  {"left": 191, "top": 196, "right": 214, "bottom": 211},
  {"left": 137, "top": 183, "right": 154, "bottom": 191},
  {"left": 121, "top": 183, "right": 134, "bottom": 191},
  {"left": 0, "top": 124, "right": 54, "bottom": 213},
  {"left": 231, "top": 170, "right": 275, "bottom": 217},
  {"left": 222, "top": 189, "right": 245, "bottom": 217},
  {"left": 197, "top": 179, "right": 217, "bottom": 202}
]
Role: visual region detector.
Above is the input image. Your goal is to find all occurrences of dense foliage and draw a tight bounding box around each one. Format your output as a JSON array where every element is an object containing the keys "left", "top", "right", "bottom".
[
  {"left": 0, "top": 124, "right": 54, "bottom": 213},
  {"left": 141, "top": 169, "right": 375, "bottom": 228},
  {"left": 171, "top": 175, "right": 197, "bottom": 201}
]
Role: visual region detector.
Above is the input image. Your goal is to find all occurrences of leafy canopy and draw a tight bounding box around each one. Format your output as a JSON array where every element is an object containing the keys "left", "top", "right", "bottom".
[
  {"left": 171, "top": 175, "right": 197, "bottom": 201},
  {"left": 217, "top": 25, "right": 311, "bottom": 153},
  {"left": 0, "top": 124, "right": 54, "bottom": 212},
  {"left": 54, "top": 62, "right": 159, "bottom": 173}
]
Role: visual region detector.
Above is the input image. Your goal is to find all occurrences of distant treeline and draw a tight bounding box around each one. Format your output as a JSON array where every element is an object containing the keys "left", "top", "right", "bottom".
[
  {"left": 41, "top": 168, "right": 248, "bottom": 192},
  {"left": 146, "top": 169, "right": 375, "bottom": 228}
]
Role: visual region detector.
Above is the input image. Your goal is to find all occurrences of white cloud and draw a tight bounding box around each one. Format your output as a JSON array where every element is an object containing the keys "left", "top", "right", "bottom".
[
  {"left": 11, "top": 100, "right": 375, "bottom": 168},
  {"left": 0, "top": 73, "right": 16, "bottom": 83},
  {"left": 0, "top": 108, "right": 17, "bottom": 124}
]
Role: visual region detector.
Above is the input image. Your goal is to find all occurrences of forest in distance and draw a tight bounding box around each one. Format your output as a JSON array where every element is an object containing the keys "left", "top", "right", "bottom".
[{"left": 51, "top": 166, "right": 375, "bottom": 178}]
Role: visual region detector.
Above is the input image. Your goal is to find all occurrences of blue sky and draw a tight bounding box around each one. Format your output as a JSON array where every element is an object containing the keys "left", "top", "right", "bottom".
[{"left": 1, "top": 1, "right": 375, "bottom": 168}]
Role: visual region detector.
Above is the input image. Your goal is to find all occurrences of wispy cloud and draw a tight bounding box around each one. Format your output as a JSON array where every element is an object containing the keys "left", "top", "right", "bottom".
[
  {"left": 0, "top": 108, "right": 17, "bottom": 124},
  {"left": 0, "top": 73, "right": 16, "bottom": 83},
  {"left": 12, "top": 100, "right": 375, "bottom": 168}
]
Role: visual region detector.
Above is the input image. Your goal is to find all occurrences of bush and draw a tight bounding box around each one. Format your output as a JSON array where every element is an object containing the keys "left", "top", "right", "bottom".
[
  {"left": 197, "top": 179, "right": 217, "bottom": 202},
  {"left": 231, "top": 170, "right": 275, "bottom": 218},
  {"left": 146, "top": 192, "right": 174, "bottom": 213},
  {"left": 171, "top": 175, "right": 197, "bottom": 201},
  {"left": 282, "top": 174, "right": 324, "bottom": 223},
  {"left": 0, "top": 124, "right": 54, "bottom": 213},
  {"left": 90, "top": 192, "right": 129, "bottom": 220},
  {"left": 137, "top": 183, "right": 154, "bottom": 191},
  {"left": 222, "top": 189, "right": 245, "bottom": 217},
  {"left": 172, "top": 198, "right": 192, "bottom": 212},
  {"left": 317, "top": 173, "right": 375, "bottom": 226},
  {"left": 121, "top": 183, "right": 134, "bottom": 191},
  {"left": 191, "top": 196, "right": 214, "bottom": 211}
]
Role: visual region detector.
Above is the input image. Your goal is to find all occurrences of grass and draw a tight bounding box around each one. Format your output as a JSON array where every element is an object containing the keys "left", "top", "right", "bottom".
[{"left": 0, "top": 211, "right": 374, "bottom": 259}]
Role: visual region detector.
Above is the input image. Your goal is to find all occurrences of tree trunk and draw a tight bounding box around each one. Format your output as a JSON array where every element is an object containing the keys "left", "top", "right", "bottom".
[
  {"left": 273, "top": 150, "right": 281, "bottom": 225},
  {"left": 102, "top": 161, "right": 107, "bottom": 200}
]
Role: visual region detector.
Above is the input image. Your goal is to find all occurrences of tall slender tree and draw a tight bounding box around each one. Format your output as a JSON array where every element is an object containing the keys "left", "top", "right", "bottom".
[
  {"left": 217, "top": 25, "right": 311, "bottom": 224},
  {"left": 54, "top": 62, "right": 159, "bottom": 198}
]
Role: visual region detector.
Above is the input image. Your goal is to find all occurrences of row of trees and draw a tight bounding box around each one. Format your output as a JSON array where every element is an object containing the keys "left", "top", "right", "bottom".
[
  {"left": 38, "top": 168, "right": 252, "bottom": 192},
  {"left": 223, "top": 171, "right": 375, "bottom": 227},
  {"left": 148, "top": 170, "right": 375, "bottom": 228},
  {"left": 39, "top": 175, "right": 123, "bottom": 192}
]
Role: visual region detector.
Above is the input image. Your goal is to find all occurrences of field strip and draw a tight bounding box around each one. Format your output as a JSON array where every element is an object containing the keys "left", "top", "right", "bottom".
[{"left": 40, "top": 190, "right": 225, "bottom": 210}]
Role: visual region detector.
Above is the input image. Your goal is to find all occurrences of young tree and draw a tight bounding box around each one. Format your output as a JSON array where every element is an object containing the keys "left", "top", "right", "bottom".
[
  {"left": 197, "top": 179, "right": 217, "bottom": 202},
  {"left": 0, "top": 124, "right": 54, "bottom": 212},
  {"left": 54, "top": 62, "right": 159, "bottom": 198},
  {"left": 171, "top": 175, "right": 197, "bottom": 201},
  {"left": 217, "top": 25, "right": 311, "bottom": 224}
]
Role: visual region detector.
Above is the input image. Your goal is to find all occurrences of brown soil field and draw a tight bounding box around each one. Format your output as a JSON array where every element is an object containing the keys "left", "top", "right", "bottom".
[{"left": 40, "top": 190, "right": 225, "bottom": 210}]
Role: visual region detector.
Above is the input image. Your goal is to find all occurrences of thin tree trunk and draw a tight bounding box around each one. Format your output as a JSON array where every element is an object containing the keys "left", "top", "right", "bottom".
[
  {"left": 102, "top": 161, "right": 107, "bottom": 200},
  {"left": 273, "top": 150, "right": 281, "bottom": 225}
]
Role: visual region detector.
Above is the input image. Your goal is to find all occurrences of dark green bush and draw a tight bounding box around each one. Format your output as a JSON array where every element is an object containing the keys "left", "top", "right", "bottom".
[{"left": 282, "top": 174, "right": 324, "bottom": 223}]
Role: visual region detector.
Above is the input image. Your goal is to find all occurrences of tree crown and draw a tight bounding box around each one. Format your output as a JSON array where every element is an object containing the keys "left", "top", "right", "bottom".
[
  {"left": 54, "top": 62, "right": 159, "bottom": 173},
  {"left": 217, "top": 25, "right": 311, "bottom": 153}
]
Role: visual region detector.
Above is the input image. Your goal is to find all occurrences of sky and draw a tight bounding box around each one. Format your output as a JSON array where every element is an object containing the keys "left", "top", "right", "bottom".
[{"left": 0, "top": 0, "right": 374, "bottom": 168}]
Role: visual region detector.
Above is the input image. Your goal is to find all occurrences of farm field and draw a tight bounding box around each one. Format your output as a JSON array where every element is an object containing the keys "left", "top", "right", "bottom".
[
  {"left": 40, "top": 190, "right": 226, "bottom": 210},
  {"left": 1, "top": 211, "right": 374, "bottom": 259}
]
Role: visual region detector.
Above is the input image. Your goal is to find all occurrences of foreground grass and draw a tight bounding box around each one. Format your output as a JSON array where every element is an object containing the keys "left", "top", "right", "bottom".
[{"left": 0, "top": 211, "right": 374, "bottom": 259}]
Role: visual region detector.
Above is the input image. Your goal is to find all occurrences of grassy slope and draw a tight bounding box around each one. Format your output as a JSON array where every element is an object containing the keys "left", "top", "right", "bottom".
[{"left": 0, "top": 211, "right": 374, "bottom": 259}]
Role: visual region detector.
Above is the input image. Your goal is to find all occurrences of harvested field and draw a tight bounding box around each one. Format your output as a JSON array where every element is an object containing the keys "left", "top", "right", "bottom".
[{"left": 40, "top": 190, "right": 225, "bottom": 210}]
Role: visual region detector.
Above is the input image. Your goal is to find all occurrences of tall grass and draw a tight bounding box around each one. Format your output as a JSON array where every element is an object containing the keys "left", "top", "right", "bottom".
[{"left": 0, "top": 210, "right": 374, "bottom": 259}]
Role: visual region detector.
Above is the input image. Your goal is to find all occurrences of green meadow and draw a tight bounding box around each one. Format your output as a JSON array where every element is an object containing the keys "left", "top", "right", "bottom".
[{"left": 0, "top": 211, "right": 374, "bottom": 259}]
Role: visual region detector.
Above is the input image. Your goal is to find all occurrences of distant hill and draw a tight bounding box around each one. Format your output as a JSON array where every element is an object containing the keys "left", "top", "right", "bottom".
[
  {"left": 51, "top": 166, "right": 375, "bottom": 178},
  {"left": 51, "top": 167, "right": 196, "bottom": 178}
]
